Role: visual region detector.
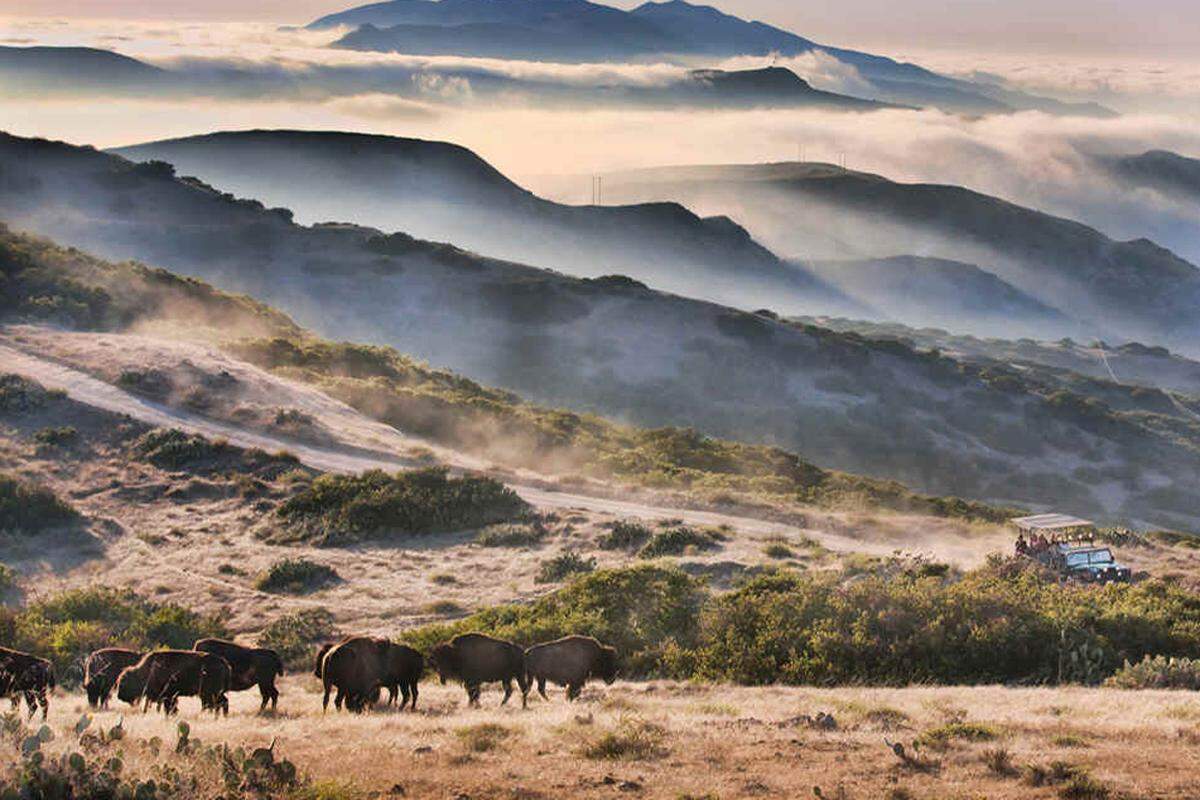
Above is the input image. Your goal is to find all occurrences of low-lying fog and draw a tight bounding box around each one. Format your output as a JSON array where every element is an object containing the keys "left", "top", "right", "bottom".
[{"left": 3, "top": 17, "right": 1199, "bottom": 262}]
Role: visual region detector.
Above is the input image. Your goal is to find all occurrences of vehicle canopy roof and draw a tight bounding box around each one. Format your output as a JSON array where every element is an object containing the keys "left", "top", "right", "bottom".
[{"left": 1011, "top": 513, "right": 1095, "bottom": 533}]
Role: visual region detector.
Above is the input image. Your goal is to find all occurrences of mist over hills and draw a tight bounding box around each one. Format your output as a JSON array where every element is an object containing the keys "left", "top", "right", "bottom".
[
  {"left": 0, "top": 45, "right": 167, "bottom": 96},
  {"left": 1099, "top": 150, "right": 1200, "bottom": 202},
  {"left": 595, "top": 162, "right": 1200, "bottom": 351},
  {"left": 113, "top": 130, "right": 860, "bottom": 317},
  {"left": 4, "top": 130, "right": 1200, "bottom": 529},
  {"left": 315, "top": 0, "right": 1114, "bottom": 116}
]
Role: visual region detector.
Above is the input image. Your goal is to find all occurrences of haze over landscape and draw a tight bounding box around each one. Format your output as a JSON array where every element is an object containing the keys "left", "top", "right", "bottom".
[{"left": 2, "top": 1, "right": 1200, "bottom": 798}]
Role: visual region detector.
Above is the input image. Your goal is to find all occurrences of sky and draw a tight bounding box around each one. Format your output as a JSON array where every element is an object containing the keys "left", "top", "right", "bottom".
[{"left": 1, "top": 0, "right": 1196, "bottom": 57}]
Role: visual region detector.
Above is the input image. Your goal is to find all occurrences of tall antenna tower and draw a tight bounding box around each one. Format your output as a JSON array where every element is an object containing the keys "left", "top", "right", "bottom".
[{"left": 590, "top": 175, "right": 603, "bottom": 205}]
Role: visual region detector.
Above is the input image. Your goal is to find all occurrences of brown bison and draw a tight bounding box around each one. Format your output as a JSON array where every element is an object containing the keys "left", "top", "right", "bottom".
[
  {"left": 193, "top": 638, "right": 284, "bottom": 711},
  {"left": 116, "top": 650, "right": 231, "bottom": 717},
  {"left": 84, "top": 648, "right": 143, "bottom": 709},
  {"left": 317, "top": 637, "right": 424, "bottom": 713},
  {"left": 318, "top": 636, "right": 384, "bottom": 713},
  {"left": 429, "top": 633, "right": 528, "bottom": 708},
  {"left": 525, "top": 636, "right": 618, "bottom": 701},
  {"left": 0, "top": 646, "right": 55, "bottom": 720}
]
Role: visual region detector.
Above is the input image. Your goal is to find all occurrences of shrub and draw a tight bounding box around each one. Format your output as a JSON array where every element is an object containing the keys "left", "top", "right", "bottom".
[
  {"left": 134, "top": 428, "right": 227, "bottom": 469},
  {"left": 581, "top": 718, "right": 669, "bottom": 761},
  {"left": 918, "top": 722, "right": 1000, "bottom": 749},
  {"left": 0, "top": 474, "right": 79, "bottom": 533},
  {"left": 536, "top": 552, "right": 597, "bottom": 584},
  {"left": 0, "top": 564, "right": 15, "bottom": 594},
  {"left": 274, "top": 468, "right": 530, "bottom": 545},
  {"left": 34, "top": 426, "right": 78, "bottom": 447},
  {"left": 476, "top": 523, "right": 545, "bottom": 548},
  {"left": 1105, "top": 655, "right": 1200, "bottom": 690},
  {"left": 982, "top": 747, "right": 1017, "bottom": 777},
  {"left": 639, "top": 526, "right": 724, "bottom": 559},
  {"left": 255, "top": 558, "right": 340, "bottom": 594},
  {"left": 456, "top": 723, "right": 514, "bottom": 752},
  {"left": 257, "top": 608, "right": 337, "bottom": 670},
  {"left": 0, "top": 587, "right": 225, "bottom": 685},
  {"left": 0, "top": 374, "right": 55, "bottom": 413},
  {"left": 764, "top": 543, "right": 794, "bottom": 559},
  {"left": 598, "top": 521, "right": 652, "bottom": 551}
]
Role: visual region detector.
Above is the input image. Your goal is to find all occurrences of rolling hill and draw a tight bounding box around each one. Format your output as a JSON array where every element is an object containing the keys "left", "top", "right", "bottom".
[
  {"left": 113, "top": 129, "right": 859, "bottom": 316},
  {"left": 0, "top": 45, "right": 168, "bottom": 96},
  {"left": 1098, "top": 150, "right": 1200, "bottom": 202},
  {"left": 592, "top": 161, "right": 1200, "bottom": 351},
  {"left": 4, "top": 130, "right": 1200, "bottom": 529}
]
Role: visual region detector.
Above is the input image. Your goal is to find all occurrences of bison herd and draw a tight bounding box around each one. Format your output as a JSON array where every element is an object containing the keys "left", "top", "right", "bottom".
[{"left": 1, "top": 634, "right": 617, "bottom": 719}]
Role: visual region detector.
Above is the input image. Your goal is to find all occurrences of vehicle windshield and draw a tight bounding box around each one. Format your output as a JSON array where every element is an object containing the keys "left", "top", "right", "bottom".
[{"left": 1065, "top": 549, "right": 1115, "bottom": 567}]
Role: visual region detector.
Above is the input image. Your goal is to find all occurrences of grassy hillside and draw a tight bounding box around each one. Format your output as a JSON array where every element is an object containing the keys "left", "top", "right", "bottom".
[{"left": 4, "top": 132, "right": 1200, "bottom": 529}]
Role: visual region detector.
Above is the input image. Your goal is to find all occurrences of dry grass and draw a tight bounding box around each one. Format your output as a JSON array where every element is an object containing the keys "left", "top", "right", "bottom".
[{"left": 9, "top": 680, "right": 1200, "bottom": 799}]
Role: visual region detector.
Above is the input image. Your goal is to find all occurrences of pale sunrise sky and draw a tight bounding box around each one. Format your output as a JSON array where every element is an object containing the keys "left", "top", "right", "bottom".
[{"left": 1, "top": 0, "right": 1195, "bottom": 57}]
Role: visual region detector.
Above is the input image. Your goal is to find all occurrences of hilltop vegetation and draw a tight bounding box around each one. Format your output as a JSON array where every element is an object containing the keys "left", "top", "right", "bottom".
[
  {"left": 272, "top": 468, "right": 530, "bottom": 545},
  {"left": 0, "top": 473, "right": 79, "bottom": 533}
]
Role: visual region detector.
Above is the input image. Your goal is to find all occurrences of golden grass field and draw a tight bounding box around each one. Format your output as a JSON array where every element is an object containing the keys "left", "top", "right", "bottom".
[{"left": 12, "top": 676, "right": 1200, "bottom": 799}]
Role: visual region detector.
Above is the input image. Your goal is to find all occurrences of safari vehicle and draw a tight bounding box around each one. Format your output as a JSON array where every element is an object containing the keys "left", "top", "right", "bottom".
[{"left": 1012, "top": 513, "right": 1132, "bottom": 584}]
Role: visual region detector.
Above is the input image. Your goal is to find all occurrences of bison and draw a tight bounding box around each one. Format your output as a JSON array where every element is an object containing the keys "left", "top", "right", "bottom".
[
  {"left": 0, "top": 647, "right": 55, "bottom": 720},
  {"left": 429, "top": 633, "right": 528, "bottom": 708},
  {"left": 525, "top": 635, "right": 617, "bottom": 701},
  {"left": 194, "top": 638, "right": 284, "bottom": 712},
  {"left": 318, "top": 636, "right": 386, "bottom": 713},
  {"left": 116, "top": 650, "right": 231, "bottom": 717},
  {"left": 379, "top": 641, "right": 423, "bottom": 711},
  {"left": 84, "top": 648, "right": 143, "bottom": 709}
]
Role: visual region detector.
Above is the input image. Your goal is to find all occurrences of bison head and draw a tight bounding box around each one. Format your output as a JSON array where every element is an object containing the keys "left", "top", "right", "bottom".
[
  {"left": 597, "top": 645, "right": 619, "bottom": 685},
  {"left": 428, "top": 642, "right": 460, "bottom": 684}
]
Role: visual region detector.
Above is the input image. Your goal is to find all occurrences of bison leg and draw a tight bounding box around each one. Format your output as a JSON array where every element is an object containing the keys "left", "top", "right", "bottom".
[
  {"left": 500, "top": 679, "right": 513, "bottom": 706},
  {"left": 518, "top": 673, "right": 530, "bottom": 709},
  {"left": 387, "top": 684, "right": 397, "bottom": 706},
  {"left": 566, "top": 683, "right": 582, "bottom": 702},
  {"left": 259, "top": 679, "right": 277, "bottom": 712},
  {"left": 322, "top": 682, "right": 333, "bottom": 713},
  {"left": 409, "top": 681, "right": 419, "bottom": 712},
  {"left": 537, "top": 677, "right": 548, "bottom": 701},
  {"left": 398, "top": 684, "right": 409, "bottom": 710},
  {"left": 467, "top": 684, "right": 481, "bottom": 708}
]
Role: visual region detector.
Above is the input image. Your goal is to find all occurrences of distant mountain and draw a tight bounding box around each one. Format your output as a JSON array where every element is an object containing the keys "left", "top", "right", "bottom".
[
  {"left": 0, "top": 46, "right": 167, "bottom": 95},
  {"left": 113, "top": 129, "right": 861, "bottom": 316},
  {"left": 803, "top": 256, "right": 1073, "bottom": 338},
  {"left": 1098, "top": 150, "right": 1200, "bottom": 202},
  {"left": 5, "top": 129, "right": 1200, "bottom": 528},
  {"left": 595, "top": 162, "right": 1200, "bottom": 349},
  {"left": 676, "top": 67, "right": 891, "bottom": 110},
  {"left": 318, "top": 0, "right": 1113, "bottom": 116}
]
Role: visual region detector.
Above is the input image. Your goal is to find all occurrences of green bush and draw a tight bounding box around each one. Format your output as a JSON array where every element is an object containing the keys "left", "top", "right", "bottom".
[
  {"left": 257, "top": 608, "right": 338, "bottom": 669},
  {"left": 273, "top": 467, "right": 530, "bottom": 545},
  {"left": 133, "top": 428, "right": 228, "bottom": 469},
  {"left": 536, "top": 552, "right": 597, "bottom": 584},
  {"left": 0, "top": 587, "right": 225, "bottom": 685},
  {"left": 1105, "top": 655, "right": 1200, "bottom": 690},
  {"left": 0, "top": 474, "right": 79, "bottom": 534},
  {"left": 254, "top": 558, "right": 340, "bottom": 594},
  {"left": 34, "top": 426, "right": 79, "bottom": 447},
  {"left": 639, "top": 526, "right": 724, "bottom": 559},
  {"left": 476, "top": 523, "right": 546, "bottom": 548},
  {"left": 0, "top": 374, "right": 56, "bottom": 414},
  {"left": 406, "top": 560, "right": 1200, "bottom": 687},
  {"left": 598, "top": 521, "right": 652, "bottom": 551},
  {"left": 0, "top": 564, "right": 15, "bottom": 594}
]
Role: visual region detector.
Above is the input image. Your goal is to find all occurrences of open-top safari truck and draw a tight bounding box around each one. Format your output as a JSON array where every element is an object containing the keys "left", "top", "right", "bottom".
[{"left": 1012, "top": 513, "right": 1132, "bottom": 584}]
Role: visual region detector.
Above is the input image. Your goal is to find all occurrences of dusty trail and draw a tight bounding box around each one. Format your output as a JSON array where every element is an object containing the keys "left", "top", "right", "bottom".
[{"left": 1, "top": 343, "right": 983, "bottom": 564}]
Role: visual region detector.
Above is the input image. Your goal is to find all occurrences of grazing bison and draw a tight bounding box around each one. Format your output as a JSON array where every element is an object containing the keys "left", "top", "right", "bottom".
[
  {"left": 319, "top": 636, "right": 389, "bottom": 713},
  {"left": 0, "top": 647, "right": 55, "bottom": 720},
  {"left": 525, "top": 635, "right": 618, "bottom": 701},
  {"left": 429, "top": 633, "right": 528, "bottom": 708},
  {"left": 317, "top": 637, "right": 424, "bottom": 713},
  {"left": 116, "top": 650, "right": 231, "bottom": 717},
  {"left": 84, "top": 648, "right": 143, "bottom": 709},
  {"left": 194, "top": 638, "right": 284, "bottom": 711}
]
